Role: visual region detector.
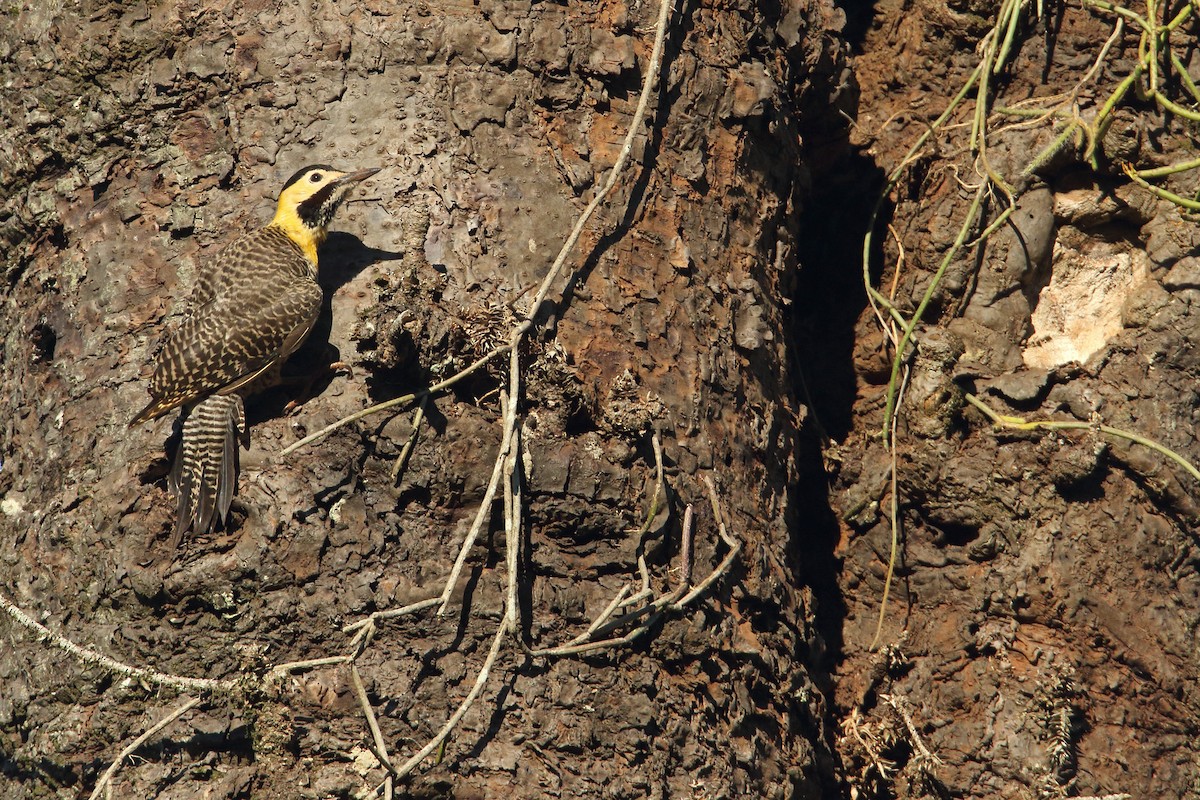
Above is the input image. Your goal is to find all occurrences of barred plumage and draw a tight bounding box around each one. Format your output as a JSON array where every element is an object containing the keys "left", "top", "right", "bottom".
[
  {"left": 132, "top": 226, "right": 322, "bottom": 423},
  {"left": 133, "top": 165, "right": 379, "bottom": 541},
  {"left": 168, "top": 394, "right": 246, "bottom": 547}
]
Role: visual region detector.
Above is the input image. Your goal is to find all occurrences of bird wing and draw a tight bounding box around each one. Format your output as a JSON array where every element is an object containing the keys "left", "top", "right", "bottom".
[{"left": 132, "top": 269, "right": 322, "bottom": 423}]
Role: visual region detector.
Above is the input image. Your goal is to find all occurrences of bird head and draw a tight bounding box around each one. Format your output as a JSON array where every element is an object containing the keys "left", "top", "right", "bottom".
[{"left": 271, "top": 164, "right": 380, "bottom": 259}]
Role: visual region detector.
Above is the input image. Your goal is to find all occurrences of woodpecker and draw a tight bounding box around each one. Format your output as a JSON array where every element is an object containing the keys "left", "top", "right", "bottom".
[{"left": 132, "top": 165, "right": 379, "bottom": 543}]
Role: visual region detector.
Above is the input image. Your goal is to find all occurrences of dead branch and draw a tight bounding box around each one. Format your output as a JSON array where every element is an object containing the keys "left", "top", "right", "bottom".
[
  {"left": 87, "top": 695, "right": 202, "bottom": 800},
  {"left": 351, "top": 663, "right": 396, "bottom": 799},
  {"left": 529, "top": 480, "right": 741, "bottom": 659},
  {"left": 0, "top": 590, "right": 235, "bottom": 696}
]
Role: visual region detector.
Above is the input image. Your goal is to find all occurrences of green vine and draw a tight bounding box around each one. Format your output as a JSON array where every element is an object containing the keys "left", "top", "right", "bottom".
[{"left": 860, "top": 0, "right": 1200, "bottom": 650}]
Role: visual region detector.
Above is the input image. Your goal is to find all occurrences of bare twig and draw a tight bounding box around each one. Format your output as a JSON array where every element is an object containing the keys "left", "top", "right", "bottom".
[
  {"left": 88, "top": 696, "right": 202, "bottom": 800},
  {"left": 351, "top": 663, "right": 396, "bottom": 798},
  {"left": 0, "top": 591, "right": 235, "bottom": 695},
  {"left": 870, "top": 362, "right": 911, "bottom": 652},
  {"left": 271, "top": 655, "right": 351, "bottom": 675},
  {"left": 577, "top": 584, "right": 633, "bottom": 643},
  {"left": 344, "top": 597, "right": 441, "bottom": 636},
  {"left": 630, "top": 431, "right": 669, "bottom": 604},
  {"left": 437, "top": 423, "right": 518, "bottom": 615},
  {"left": 279, "top": 345, "right": 509, "bottom": 458},
  {"left": 677, "top": 503, "right": 694, "bottom": 589},
  {"left": 675, "top": 476, "right": 741, "bottom": 608},
  {"left": 527, "top": 603, "right": 678, "bottom": 658},
  {"left": 392, "top": 616, "right": 512, "bottom": 779},
  {"left": 503, "top": 400, "right": 522, "bottom": 632},
  {"left": 673, "top": 542, "right": 739, "bottom": 610},
  {"left": 391, "top": 395, "right": 429, "bottom": 483},
  {"left": 522, "top": 0, "right": 676, "bottom": 324},
  {"left": 637, "top": 431, "right": 669, "bottom": 542}
]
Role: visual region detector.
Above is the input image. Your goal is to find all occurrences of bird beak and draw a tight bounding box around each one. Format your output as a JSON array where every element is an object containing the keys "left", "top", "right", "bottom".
[{"left": 338, "top": 167, "right": 381, "bottom": 184}]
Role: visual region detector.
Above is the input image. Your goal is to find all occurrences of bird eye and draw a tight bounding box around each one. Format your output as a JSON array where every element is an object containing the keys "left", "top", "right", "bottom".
[{"left": 310, "top": 172, "right": 323, "bottom": 183}]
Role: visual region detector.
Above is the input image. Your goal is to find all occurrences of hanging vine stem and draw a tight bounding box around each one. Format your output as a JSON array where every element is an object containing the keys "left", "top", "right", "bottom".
[
  {"left": 878, "top": 183, "right": 1016, "bottom": 448},
  {"left": 860, "top": 1, "right": 1200, "bottom": 657}
]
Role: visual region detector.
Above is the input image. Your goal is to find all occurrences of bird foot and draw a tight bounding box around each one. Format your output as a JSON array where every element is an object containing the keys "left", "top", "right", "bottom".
[{"left": 283, "top": 360, "right": 353, "bottom": 415}]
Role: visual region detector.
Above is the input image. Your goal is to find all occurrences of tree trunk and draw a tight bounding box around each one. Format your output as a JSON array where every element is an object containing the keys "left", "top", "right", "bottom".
[
  {"left": 13, "top": 1, "right": 1193, "bottom": 799},
  {"left": 1, "top": 1, "right": 851, "bottom": 797}
]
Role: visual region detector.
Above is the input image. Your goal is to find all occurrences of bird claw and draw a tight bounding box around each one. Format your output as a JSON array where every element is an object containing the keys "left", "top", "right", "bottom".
[{"left": 283, "top": 361, "right": 352, "bottom": 415}]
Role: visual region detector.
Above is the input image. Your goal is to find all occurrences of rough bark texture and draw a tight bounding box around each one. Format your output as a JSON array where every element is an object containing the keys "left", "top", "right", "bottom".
[
  {"left": 8, "top": 0, "right": 1200, "bottom": 798},
  {"left": 1, "top": 1, "right": 851, "bottom": 798},
  {"left": 815, "top": 1, "right": 1200, "bottom": 798}
]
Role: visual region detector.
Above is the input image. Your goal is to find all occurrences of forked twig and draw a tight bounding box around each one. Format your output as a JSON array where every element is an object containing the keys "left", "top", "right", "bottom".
[
  {"left": 343, "top": 597, "right": 441, "bottom": 636},
  {"left": 530, "top": 476, "right": 741, "bottom": 659}
]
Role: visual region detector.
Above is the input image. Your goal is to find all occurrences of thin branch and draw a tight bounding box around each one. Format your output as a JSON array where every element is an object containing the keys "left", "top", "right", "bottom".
[
  {"left": 391, "top": 395, "right": 428, "bottom": 483},
  {"left": 279, "top": 345, "right": 509, "bottom": 458},
  {"left": 271, "top": 655, "right": 351, "bottom": 674},
  {"left": 673, "top": 543, "right": 739, "bottom": 610},
  {"left": 675, "top": 475, "right": 742, "bottom": 608},
  {"left": 677, "top": 503, "right": 694, "bottom": 589},
  {"left": 527, "top": 600, "right": 680, "bottom": 658},
  {"left": 1122, "top": 160, "right": 1200, "bottom": 210},
  {"left": 392, "top": 616, "right": 512, "bottom": 779},
  {"left": 503, "top": 406, "right": 522, "bottom": 632},
  {"left": 437, "top": 417, "right": 518, "bottom": 615},
  {"left": 871, "top": 362, "right": 911, "bottom": 652},
  {"left": 88, "top": 696, "right": 202, "bottom": 800},
  {"left": 0, "top": 591, "right": 235, "bottom": 695},
  {"left": 343, "top": 597, "right": 441, "bottom": 635},
  {"left": 576, "top": 584, "right": 633, "bottom": 644},
  {"left": 351, "top": 663, "right": 396, "bottom": 796}
]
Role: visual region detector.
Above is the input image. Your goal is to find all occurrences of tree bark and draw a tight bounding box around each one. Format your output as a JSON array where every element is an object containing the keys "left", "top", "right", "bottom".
[
  {"left": 819, "top": 1, "right": 1200, "bottom": 797},
  {"left": 1, "top": 1, "right": 851, "bottom": 797}
]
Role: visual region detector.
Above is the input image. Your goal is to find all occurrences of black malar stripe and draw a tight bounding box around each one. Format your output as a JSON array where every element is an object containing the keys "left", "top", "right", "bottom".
[{"left": 297, "top": 182, "right": 338, "bottom": 226}]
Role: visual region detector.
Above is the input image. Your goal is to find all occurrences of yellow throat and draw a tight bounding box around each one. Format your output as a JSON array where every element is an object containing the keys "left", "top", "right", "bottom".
[{"left": 270, "top": 199, "right": 325, "bottom": 264}]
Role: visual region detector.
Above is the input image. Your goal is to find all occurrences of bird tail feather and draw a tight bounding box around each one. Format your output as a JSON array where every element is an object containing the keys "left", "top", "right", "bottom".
[{"left": 169, "top": 394, "right": 247, "bottom": 546}]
